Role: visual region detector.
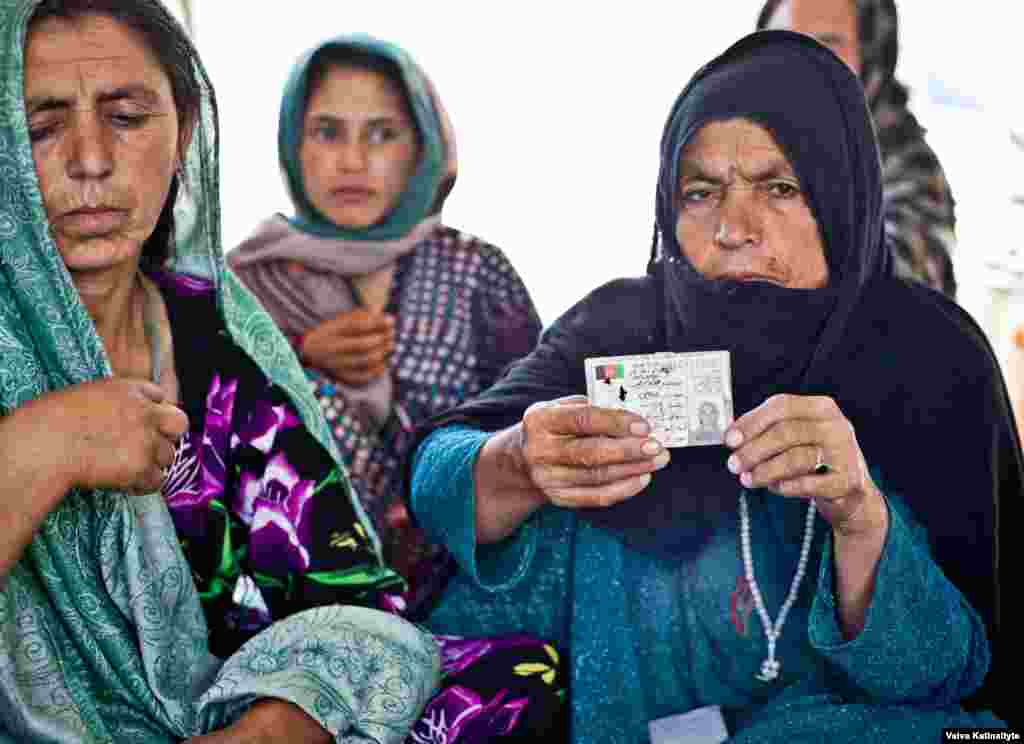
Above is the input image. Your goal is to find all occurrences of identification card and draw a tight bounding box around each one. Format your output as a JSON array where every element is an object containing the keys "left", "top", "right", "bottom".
[{"left": 584, "top": 351, "right": 733, "bottom": 448}]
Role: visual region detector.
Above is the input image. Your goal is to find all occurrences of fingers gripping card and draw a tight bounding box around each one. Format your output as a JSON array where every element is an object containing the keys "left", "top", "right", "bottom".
[{"left": 584, "top": 351, "right": 733, "bottom": 448}]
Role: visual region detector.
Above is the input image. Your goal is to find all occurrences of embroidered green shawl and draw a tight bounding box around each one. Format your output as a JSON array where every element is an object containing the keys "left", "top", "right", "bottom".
[{"left": 0, "top": 1, "right": 437, "bottom": 741}]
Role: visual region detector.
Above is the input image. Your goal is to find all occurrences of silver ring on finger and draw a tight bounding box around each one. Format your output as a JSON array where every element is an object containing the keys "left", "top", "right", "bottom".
[{"left": 812, "top": 446, "right": 833, "bottom": 476}]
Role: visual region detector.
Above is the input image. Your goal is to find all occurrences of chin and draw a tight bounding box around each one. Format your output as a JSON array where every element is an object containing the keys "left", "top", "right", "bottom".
[
  {"left": 57, "top": 238, "right": 142, "bottom": 275},
  {"left": 321, "top": 204, "right": 389, "bottom": 231}
]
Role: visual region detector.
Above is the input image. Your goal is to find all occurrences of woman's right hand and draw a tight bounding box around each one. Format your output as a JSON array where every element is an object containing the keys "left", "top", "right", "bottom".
[
  {"left": 32, "top": 377, "right": 188, "bottom": 495},
  {"left": 299, "top": 308, "right": 395, "bottom": 387},
  {"left": 0, "top": 377, "right": 187, "bottom": 578},
  {"left": 518, "top": 395, "right": 670, "bottom": 509}
]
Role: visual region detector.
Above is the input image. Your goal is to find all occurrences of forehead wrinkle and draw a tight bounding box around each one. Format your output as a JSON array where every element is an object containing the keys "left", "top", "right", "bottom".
[
  {"left": 680, "top": 150, "right": 793, "bottom": 185},
  {"left": 25, "top": 15, "right": 166, "bottom": 93},
  {"left": 680, "top": 122, "right": 796, "bottom": 186},
  {"left": 26, "top": 57, "right": 169, "bottom": 112}
]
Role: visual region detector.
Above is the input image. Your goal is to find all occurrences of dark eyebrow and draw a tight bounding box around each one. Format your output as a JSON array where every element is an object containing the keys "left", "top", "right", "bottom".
[
  {"left": 23, "top": 97, "right": 67, "bottom": 116},
  {"left": 678, "top": 162, "right": 726, "bottom": 185},
  {"left": 743, "top": 160, "right": 799, "bottom": 182},
  {"left": 25, "top": 84, "right": 161, "bottom": 116},
  {"left": 97, "top": 84, "right": 160, "bottom": 106},
  {"left": 306, "top": 113, "right": 403, "bottom": 126}
]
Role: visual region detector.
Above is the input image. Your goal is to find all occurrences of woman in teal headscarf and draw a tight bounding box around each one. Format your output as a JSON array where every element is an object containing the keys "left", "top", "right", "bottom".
[
  {"left": 0, "top": 1, "right": 439, "bottom": 741},
  {"left": 228, "top": 35, "right": 542, "bottom": 608},
  {"left": 224, "top": 34, "right": 567, "bottom": 744}
]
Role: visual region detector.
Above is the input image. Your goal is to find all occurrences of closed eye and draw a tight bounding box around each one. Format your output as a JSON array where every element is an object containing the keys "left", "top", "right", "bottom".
[
  {"left": 28, "top": 123, "right": 58, "bottom": 143},
  {"left": 109, "top": 113, "right": 150, "bottom": 129}
]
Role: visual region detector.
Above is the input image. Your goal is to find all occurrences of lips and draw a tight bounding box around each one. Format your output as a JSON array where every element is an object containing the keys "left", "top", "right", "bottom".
[
  {"left": 329, "top": 187, "right": 375, "bottom": 205},
  {"left": 59, "top": 207, "right": 128, "bottom": 236}
]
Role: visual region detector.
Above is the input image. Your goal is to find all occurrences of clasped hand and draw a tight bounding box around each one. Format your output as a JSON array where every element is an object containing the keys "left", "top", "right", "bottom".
[
  {"left": 30, "top": 377, "right": 188, "bottom": 495},
  {"left": 299, "top": 307, "right": 395, "bottom": 387}
]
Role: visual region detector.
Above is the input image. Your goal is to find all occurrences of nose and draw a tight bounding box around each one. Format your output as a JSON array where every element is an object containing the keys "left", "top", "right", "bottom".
[
  {"left": 66, "top": 111, "right": 114, "bottom": 181},
  {"left": 337, "top": 140, "right": 368, "bottom": 172},
  {"left": 714, "top": 189, "right": 761, "bottom": 250}
]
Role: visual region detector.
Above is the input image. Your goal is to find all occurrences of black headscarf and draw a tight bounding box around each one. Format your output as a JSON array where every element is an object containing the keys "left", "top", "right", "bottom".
[
  {"left": 648, "top": 30, "right": 887, "bottom": 536},
  {"left": 411, "top": 30, "right": 1018, "bottom": 719}
]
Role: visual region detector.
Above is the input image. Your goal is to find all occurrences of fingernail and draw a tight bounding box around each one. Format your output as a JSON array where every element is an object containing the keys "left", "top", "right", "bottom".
[
  {"left": 638, "top": 473, "right": 653, "bottom": 488},
  {"left": 727, "top": 454, "right": 741, "bottom": 474},
  {"left": 642, "top": 439, "right": 661, "bottom": 455},
  {"left": 653, "top": 451, "right": 670, "bottom": 468},
  {"left": 725, "top": 429, "right": 743, "bottom": 448},
  {"left": 630, "top": 421, "right": 650, "bottom": 436},
  {"left": 740, "top": 472, "right": 753, "bottom": 488}
]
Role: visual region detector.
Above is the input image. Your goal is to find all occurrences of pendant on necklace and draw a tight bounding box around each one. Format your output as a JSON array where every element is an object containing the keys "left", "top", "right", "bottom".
[{"left": 756, "top": 658, "right": 780, "bottom": 682}]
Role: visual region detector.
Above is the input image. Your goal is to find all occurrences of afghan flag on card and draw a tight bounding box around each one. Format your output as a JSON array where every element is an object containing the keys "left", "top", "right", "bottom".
[{"left": 595, "top": 363, "right": 625, "bottom": 381}]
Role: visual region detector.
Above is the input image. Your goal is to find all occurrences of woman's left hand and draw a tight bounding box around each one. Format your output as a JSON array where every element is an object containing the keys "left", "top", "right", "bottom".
[
  {"left": 724, "top": 394, "right": 885, "bottom": 537},
  {"left": 185, "top": 699, "right": 330, "bottom": 744}
]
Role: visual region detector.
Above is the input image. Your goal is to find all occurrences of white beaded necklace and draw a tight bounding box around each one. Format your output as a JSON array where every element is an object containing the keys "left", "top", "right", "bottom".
[{"left": 739, "top": 491, "right": 816, "bottom": 682}]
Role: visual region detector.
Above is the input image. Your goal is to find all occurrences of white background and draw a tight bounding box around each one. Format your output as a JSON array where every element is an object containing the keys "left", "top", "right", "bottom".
[{"left": 181, "top": 2, "right": 1024, "bottom": 362}]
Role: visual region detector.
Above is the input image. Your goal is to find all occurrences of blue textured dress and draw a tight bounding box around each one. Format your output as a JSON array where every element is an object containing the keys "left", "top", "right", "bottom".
[{"left": 411, "top": 425, "right": 1006, "bottom": 743}]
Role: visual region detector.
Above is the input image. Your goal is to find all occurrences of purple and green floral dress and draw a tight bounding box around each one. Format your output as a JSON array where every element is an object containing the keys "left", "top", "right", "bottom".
[{"left": 154, "top": 271, "right": 566, "bottom": 742}]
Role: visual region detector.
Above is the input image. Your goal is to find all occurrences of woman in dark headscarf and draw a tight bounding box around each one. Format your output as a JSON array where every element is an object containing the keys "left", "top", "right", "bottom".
[
  {"left": 759, "top": 0, "right": 958, "bottom": 298},
  {"left": 408, "top": 30, "right": 1018, "bottom": 743}
]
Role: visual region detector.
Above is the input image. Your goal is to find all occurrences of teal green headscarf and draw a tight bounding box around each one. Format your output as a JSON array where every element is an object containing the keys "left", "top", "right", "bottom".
[
  {"left": 0, "top": 2, "right": 436, "bottom": 742},
  {"left": 279, "top": 33, "right": 447, "bottom": 240}
]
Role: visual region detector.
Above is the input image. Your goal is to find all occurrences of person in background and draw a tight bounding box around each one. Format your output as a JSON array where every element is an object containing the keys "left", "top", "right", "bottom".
[
  {"left": 0, "top": 1, "right": 439, "bottom": 741},
  {"left": 408, "top": 31, "right": 1019, "bottom": 742},
  {"left": 759, "top": 0, "right": 958, "bottom": 298},
  {"left": 228, "top": 34, "right": 541, "bottom": 610},
  {"left": 227, "top": 34, "right": 566, "bottom": 743}
]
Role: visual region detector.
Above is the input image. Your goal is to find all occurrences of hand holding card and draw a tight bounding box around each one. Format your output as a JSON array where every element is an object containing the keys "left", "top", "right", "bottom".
[{"left": 517, "top": 395, "right": 672, "bottom": 510}]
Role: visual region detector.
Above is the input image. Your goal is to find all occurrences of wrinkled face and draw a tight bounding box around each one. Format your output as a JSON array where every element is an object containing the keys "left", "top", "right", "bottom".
[
  {"left": 674, "top": 118, "right": 829, "bottom": 290},
  {"left": 765, "top": 0, "right": 862, "bottom": 76},
  {"left": 299, "top": 64, "right": 420, "bottom": 229},
  {"left": 24, "top": 14, "right": 181, "bottom": 276}
]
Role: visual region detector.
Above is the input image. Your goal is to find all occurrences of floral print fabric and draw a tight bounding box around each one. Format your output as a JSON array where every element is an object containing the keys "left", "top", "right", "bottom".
[
  {"left": 409, "top": 636, "right": 568, "bottom": 743},
  {"left": 156, "top": 270, "right": 401, "bottom": 657},
  {"left": 157, "top": 271, "right": 566, "bottom": 741}
]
